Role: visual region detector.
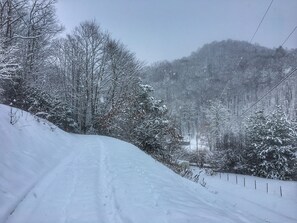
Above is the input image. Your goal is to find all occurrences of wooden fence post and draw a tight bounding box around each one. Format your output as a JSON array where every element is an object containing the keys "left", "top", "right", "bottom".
[
  {"left": 244, "top": 177, "right": 245, "bottom": 187},
  {"left": 236, "top": 175, "right": 238, "bottom": 184},
  {"left": 266, "top": 183, "right": 268, "bottom": 194},
  {"left": 254, "top": 180, "right": 257, "bottom": 190},
  {"left": 280, "top": 186, "right": 282, "bottom": 197}
]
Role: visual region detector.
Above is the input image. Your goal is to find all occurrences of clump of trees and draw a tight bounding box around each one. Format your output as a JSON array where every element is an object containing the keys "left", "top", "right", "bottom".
[
  {"left": 203, "top": 100, "right": 243, "bottom": 171},
  {"left": 204, "top": 100, "right": 297, "bottom": 180},
  {"left": 0, "top": 0, "right": 182, "bottom": 166}
]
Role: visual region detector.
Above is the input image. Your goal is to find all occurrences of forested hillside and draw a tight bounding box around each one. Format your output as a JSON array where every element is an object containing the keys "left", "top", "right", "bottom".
[
  {"left": 143, "top": 40, "right": 297, "bottom": 179},
  {"left": 143, "top": 40, "right": 297, "bottom": 135}
]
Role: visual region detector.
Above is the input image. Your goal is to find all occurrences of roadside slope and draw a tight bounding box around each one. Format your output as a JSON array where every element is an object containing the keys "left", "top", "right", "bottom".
[{"left": 0, "top": 105, "right": 78, "bottom": 222}]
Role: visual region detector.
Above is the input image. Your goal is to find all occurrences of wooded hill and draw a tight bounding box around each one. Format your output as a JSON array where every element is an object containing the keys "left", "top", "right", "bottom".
[{"left": 143, "top": 40, "right": 297, "bottom": 135}]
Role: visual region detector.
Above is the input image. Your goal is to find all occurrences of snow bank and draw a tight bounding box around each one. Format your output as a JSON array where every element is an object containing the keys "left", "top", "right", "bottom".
[{"left": 0, "top": 105, "right": 77, "bottom": 222}]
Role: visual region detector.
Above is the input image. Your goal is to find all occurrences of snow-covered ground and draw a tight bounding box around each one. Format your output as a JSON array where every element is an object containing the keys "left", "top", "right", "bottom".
[
  {"left": 191, "top": 167, "right": 297, "bottom": 223},
  {"left": 0, "top": 104, "right": 296, "bottom": 223}
]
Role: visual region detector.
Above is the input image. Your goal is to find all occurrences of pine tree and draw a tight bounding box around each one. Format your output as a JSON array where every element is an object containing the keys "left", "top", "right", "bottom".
[
  {"left": 244, "top": 108, "right": 297, "bottom": 179},
  {"left": 258, "top": 107, "right": 297, "bottom": 179},
  {"left": 129, "top": 84, "right": 182, "bottom": 163},
  {"left": 244, "top": 110, "right": 268, "bottom": 175}
]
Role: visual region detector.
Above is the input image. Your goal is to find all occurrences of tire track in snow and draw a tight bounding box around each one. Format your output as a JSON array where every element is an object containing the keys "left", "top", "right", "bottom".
[
  {"left": 63, "top": 145, "right": 105, "bottom": 223},
  {"left": 62, "top": 150, "right": 81, "bottom": 223},
  {"left": 6, "top": 140, "right": 111, "bottom": 223},
  {"left": 98, "top": 140, "right": 130, "bottom": 223},
  {"left": 5, "top": 150, "right": 81, "bottom": 223}
]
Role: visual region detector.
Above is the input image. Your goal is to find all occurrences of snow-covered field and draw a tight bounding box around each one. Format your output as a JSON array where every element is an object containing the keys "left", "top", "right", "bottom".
[
  {"left": 0, "top": 104, "right": 296, "bottom": 223},
  {"left": 191, "top": 167, "right": 297, "bottom": 223}
]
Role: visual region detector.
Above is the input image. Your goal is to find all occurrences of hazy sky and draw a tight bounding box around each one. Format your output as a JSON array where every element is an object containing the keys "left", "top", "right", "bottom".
[{"left": 56, "top": 0, "right": 297, "bottom": 64}]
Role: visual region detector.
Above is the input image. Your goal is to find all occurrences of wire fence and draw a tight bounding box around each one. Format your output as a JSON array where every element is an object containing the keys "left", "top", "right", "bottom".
[{"left": 217, "top": 172, "right": 284, "bottom": 197}]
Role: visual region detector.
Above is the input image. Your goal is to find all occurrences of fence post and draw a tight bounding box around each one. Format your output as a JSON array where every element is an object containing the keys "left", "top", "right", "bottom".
[
  {"left": 227, "top": 174, "right": 229, "bottom": 181},
  {"left": 244, "top": 177, "right": 245, "bottom": 187},
  {"left": 236, "top": 175, "right": 238, "bottom": 184},
  {"left": 220, "top": 172, "right": 221, "bottom": 179},
  {"left": 266, "top": 183, "right": 268, "bottom": 194},
  {"left": 254, "top": 180, "right": 257, "bottom": 190},
  {"left": 280, "top": 186, "right": 282, "bottom": 197}
]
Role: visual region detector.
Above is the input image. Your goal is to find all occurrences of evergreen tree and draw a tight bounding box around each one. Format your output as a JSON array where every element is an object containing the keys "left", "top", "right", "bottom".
[
  {"left": 258, "top": 108, "right": 297, "bottom": 179},
  {"left": 244, "top": 108, "right": 297, "bottom": 179},
  {"left": 244, "top": 110, "right": 268, "bottom": 175},
  {"left": 129, "top": 84, "right": 182, "bottom": 163}
]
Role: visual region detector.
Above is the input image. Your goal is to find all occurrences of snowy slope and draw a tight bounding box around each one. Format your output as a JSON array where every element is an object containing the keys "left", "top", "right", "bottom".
[
  {"left": 191, "top": 168, "right": 297, "bottom": 223},
  {"left": 0, "top": 104, "right": 293, "bottom": 223},
  {"left": 0, "top": 105, "right": 77, "bottom": 222}
]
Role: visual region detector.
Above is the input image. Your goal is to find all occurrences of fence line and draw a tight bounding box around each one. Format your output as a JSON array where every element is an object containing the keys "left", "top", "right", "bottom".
[{"left": 215, "top": 172, "right": 284, "bottom": 197}]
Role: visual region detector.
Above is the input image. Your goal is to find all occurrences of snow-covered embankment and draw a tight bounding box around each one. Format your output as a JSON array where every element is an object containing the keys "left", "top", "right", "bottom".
[{"left": 1, "top": 105, "right": 295, "bottom": 223}]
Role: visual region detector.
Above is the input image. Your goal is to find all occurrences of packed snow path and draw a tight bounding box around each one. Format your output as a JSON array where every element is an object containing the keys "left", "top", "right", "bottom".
[{"left": 4, "top": 136, "right": 259, "bottom": 223}]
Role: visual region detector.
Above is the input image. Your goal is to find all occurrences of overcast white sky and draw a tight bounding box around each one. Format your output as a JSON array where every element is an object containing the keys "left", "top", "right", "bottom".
[{"left": 56, "top": 0, "right": 297, "bottom": 64}]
